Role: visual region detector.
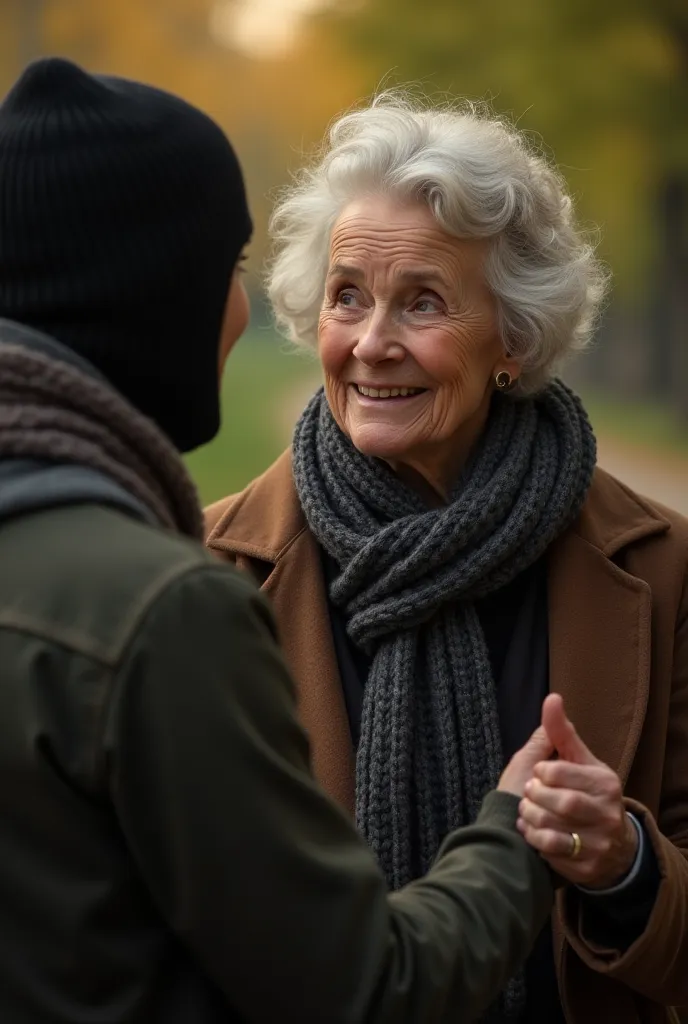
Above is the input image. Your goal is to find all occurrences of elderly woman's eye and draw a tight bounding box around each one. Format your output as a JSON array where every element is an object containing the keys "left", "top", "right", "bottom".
[
  {"left": 412, "top": 295, "right": 440, "bottom": 314},
  {"left": 337, "top": 289, "right": 359, "bottom": 308}
]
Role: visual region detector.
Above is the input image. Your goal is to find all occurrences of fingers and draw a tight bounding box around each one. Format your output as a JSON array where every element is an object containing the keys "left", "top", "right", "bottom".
[
  {"left": 541, "top": 694, "right": 600, "bottom": 767},
  {"left": 519, "top": 787, "right": 624, "bottom": 832},
  {"left": 518, "top": 790, "right": 593, "bottom": 831},
  {"left": 532, "top": 760, "right": 622, "bottom": 801},
  {"left": 516, "top": 813, "right": 638, "bottom": 889},
  {"left": 516, "top": 819, "right": 582, "bottom": 861},
  {"left": 516, "top": 820, "right": 603, "bottom": 885}
]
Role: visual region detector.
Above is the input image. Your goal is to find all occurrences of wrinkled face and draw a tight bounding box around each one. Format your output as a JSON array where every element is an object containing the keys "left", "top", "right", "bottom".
[
  {"left": 319, "top": 197, "right": 521, "bottom": 495},
  {"left": 218, "top": 260, "right": 250, "bottom": 375}
]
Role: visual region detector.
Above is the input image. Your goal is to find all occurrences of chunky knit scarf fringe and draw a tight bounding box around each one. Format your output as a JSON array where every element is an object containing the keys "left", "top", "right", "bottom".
[{"left": 293, "top": 380, "right": 596, "bottom": 1020}]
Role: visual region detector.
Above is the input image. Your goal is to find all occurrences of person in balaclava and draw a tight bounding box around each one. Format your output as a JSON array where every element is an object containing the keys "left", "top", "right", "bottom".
[{"left": 0, "top": 57, "right": 555, "bottom": 1024}]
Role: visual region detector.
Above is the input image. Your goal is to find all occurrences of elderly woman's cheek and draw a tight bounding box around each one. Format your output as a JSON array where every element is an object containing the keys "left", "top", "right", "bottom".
[
  {"left": 319, "top": 320, "right": 351, "bottom": 429},
  {"left": 434, "top": 343, "right": 481, "bottom": 409},
  {"left": 321, "top": 368, "right": 347, "bottom": 424},
  {"left": 318, "top": 315, "right": 350, "bottom": 373}
]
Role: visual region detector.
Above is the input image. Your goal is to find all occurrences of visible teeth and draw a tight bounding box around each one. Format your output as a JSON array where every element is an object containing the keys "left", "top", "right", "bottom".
[{"left": 357, "top": 385, "right": 420, "bottom": 399}]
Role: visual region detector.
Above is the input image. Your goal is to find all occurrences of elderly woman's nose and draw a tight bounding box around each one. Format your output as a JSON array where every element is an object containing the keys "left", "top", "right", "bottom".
[{"left": 353, "top": 316, "right": 405, "bottom": 365}]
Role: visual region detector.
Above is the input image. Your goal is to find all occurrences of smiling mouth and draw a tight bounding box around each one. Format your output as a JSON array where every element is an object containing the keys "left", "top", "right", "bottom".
[{"left": 354, "top": 384, "right": 426, "bottom": 400}]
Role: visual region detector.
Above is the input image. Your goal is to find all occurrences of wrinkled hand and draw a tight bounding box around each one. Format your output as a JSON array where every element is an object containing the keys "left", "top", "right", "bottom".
[
  {"left": 497, "top": 725, "right": 554, "bottom": 798},
  {"left": 516, "top": 694, "right": 638, "bottom": 889}
]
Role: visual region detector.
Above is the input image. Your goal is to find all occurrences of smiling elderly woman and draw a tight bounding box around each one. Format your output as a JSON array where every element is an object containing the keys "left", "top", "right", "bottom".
[{"left": 206, "top": 95, "right": 688, "bottom": 1023}]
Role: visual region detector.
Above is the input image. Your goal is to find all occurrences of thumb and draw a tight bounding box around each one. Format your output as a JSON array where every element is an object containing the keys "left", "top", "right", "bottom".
[
  {"left": 498, "top": 725, "right": 554, "bottom": 796},
  {"left": 515, "top": 724, "right": 554, "bottom": 772},
  {"left": 542, "top": 694, "right": 599, "bottom": 766}
]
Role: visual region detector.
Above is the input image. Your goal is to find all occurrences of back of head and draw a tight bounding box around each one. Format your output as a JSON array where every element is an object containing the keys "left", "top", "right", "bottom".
[{"left": 0, "top": 57, "right": 252, "bottom": 452}]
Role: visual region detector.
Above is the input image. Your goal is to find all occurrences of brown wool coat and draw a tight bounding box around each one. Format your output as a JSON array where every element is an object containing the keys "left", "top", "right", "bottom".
[{"left": 206, "top": 448, "right": 688, "bottom": 1024}]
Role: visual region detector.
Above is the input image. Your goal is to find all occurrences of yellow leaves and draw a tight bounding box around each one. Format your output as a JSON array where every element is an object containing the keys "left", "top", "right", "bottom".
[{"left": 41, "top": 0, "right": 82, "bottom": 56}]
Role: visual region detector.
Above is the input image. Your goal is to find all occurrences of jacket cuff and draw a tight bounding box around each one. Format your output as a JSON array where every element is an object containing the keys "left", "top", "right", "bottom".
[{"left": 477, "top": 790, "right": 522, "bottom": 830}]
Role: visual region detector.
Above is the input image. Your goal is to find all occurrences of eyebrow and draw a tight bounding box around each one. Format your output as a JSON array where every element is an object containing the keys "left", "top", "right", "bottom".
[
  {"left": 327, "top": 262, "right": 450, "bottom": 289},
  {"left": 327, "top": 263, "right": 363, "bottom": 280},
  {"left": 394, "top": 268, "right": 449, "bottom": 288}
]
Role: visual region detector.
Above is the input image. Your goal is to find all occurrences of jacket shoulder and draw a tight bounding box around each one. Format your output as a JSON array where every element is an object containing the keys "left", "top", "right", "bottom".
[{"left": 0, "top": 503, "right": 232, "bottom": 666}]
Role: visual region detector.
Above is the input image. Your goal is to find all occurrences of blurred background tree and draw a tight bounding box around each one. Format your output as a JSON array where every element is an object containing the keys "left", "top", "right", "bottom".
[{"left": 0, "top": 0, "right": 685, "bottom": 508}]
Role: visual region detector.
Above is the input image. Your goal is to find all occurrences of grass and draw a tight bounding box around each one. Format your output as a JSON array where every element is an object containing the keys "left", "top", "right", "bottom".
[{"left": 185, "top": 329, "right": 320, "bottom": 506}]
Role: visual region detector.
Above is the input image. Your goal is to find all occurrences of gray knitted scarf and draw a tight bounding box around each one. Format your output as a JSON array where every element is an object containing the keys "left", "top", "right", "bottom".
[
  {"left": 293, "top": 379, "right": 596, "bottom": 1020},
  {"left": 0, "top": 336, "right": 203, "bottom": 540}
]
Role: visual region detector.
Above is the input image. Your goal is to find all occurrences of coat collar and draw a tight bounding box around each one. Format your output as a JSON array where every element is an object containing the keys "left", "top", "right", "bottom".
[
  {"left": 206, "top": 449, "right": 307, "bottom": 565},
  {"left": 206, "top": 447, "right": 671, "bottom": 567}
]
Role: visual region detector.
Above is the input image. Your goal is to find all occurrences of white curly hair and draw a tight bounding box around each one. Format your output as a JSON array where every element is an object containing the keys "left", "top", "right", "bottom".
[{"left": 267, "top": 91, "right": 609, "bottom": 394}]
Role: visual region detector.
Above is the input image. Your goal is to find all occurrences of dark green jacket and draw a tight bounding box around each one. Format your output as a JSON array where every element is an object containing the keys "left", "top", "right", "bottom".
[{"left": 0, "top": 467, "right": 553, "bottom": 1023}]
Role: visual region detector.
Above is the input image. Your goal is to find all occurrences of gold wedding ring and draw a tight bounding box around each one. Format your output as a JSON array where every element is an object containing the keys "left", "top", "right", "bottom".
[{"left": 569, "top": 832, "right": 582, "bottom": 859}]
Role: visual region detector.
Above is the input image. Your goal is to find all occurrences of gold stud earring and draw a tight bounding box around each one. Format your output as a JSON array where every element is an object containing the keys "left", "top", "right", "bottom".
[{"left": 495, "top": 370, "right": 513, "bottom": 391}]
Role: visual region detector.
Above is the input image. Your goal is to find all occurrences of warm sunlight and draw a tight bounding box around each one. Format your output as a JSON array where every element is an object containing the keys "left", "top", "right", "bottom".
[{"left": 210, "top": 0, "right": 330, "bottom": 58}]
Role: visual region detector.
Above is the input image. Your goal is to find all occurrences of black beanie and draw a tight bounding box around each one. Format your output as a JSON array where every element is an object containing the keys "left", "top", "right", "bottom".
[{"left": 0, "top": 58, "right": 252, "bottom": 452}]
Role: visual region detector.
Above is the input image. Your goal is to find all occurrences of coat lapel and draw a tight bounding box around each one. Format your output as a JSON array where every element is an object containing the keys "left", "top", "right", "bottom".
[
  {"left": 547, "top": 529, "right": 653, "bottom": 785},
  {"left": 206, "top": 450, "right": 356, "bottom": 817},
  {"left": 547, "top": 470, "right": 670, "bottom": 785},
  {"left": 264, "top": 531, "right": 356, "bottom": 817}
]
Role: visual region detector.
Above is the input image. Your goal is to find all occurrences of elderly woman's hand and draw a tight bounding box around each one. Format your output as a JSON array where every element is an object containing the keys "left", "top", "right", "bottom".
[{"left": 516, "top": 695, "right": 639, "bottom": 889}]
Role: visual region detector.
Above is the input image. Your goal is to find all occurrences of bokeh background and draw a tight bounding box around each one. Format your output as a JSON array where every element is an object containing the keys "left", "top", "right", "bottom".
[{"left": 2, "top": 0, "right": 686, "bottom": 511}]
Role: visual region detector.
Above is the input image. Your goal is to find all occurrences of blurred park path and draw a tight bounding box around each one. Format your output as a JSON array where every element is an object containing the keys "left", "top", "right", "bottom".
[
  {"left": 596, "top": 437, "right": 688, "bottom": 515},
  {"left": 278, "top": 380, "right": 688, "bottom": 517}
]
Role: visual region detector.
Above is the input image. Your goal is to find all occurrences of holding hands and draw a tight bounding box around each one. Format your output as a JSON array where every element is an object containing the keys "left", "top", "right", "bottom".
[{"left": 516, "top": 695, "right": 639, "bottom": 889}]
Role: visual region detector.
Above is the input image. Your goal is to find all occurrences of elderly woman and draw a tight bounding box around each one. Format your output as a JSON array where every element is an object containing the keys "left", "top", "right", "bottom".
[{"left": 206, "top": 96, "right": 688, "bottom": 1023}]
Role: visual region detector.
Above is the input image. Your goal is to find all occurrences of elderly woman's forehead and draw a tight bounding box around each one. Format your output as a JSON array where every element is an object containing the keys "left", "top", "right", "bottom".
[
  {"left": 329, "top": 200, "right": 489, "bottom": 271},
  {"left": 333, "top": 196, "right": 438, "bottom": 232}
]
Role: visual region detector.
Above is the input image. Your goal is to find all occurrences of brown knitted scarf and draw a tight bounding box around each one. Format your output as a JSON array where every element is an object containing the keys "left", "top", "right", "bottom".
[{"left": 0, "top": 339, "right": 203, "bottom": 540}]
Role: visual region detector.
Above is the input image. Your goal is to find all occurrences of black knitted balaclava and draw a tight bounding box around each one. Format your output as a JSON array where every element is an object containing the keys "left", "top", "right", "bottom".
[{"left": 0, "top": 58, "right": 252, "bottom": 452}]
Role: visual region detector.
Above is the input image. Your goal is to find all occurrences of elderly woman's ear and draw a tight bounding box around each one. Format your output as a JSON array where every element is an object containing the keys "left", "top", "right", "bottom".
[{"left": 493, "top": 360, "right": 521, "bottom": 393}]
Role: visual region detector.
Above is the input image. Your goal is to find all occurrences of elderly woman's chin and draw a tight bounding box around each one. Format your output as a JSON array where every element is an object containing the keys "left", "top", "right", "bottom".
[
  {"left": 348, "top": 423, "right": 423, "bottom": 464},
  {"left": 331, "top": 387, "right": 432, "bottom": 460}
]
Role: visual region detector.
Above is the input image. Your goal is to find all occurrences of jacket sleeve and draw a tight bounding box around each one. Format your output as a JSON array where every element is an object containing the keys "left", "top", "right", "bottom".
[
  {"left": 104, "top": 563, "right": 553, "bottom": 1024},
  {"left": 559, "top": 558, "right": 688, "bottom": 1007}
]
